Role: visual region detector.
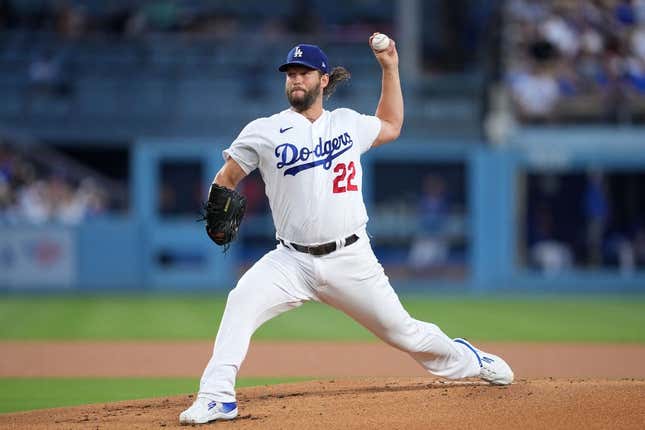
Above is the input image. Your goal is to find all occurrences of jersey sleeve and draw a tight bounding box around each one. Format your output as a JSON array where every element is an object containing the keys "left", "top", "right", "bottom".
[
  {"left": 222, "top": 121, "right": 262, "bottom": 174},
  {"left": 356, "top": 113, "right": 382, "bottom": 153}
]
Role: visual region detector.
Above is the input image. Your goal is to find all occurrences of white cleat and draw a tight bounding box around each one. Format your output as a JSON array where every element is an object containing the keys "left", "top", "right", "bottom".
[
  {"left": 179, "top": 397, "right": 238, "bottom": 425},
  {"left": 454, "top": 338, "right": 514, "bottom": 385}
]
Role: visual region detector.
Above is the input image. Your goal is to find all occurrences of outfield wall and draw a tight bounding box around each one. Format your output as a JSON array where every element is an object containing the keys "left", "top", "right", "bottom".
[{"left": 2, "top": 127, "right": 644, "bottom": 292}]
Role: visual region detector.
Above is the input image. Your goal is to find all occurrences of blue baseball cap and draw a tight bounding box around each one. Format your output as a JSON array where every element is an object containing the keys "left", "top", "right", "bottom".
[{"left": 278, "top": 44, "right": 329, "bottom": 74}]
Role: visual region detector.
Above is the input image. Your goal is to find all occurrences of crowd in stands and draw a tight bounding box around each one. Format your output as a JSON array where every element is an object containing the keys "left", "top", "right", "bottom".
[
  {"left": 0, "top": 143, "right": 108, "bottom": 225},
  {"left": 0, "top": 0, "right": 395, "bottom": 107},
  {"left": 0, "top": 0, "right": 391, "bottom": 40},
  {"left": 506, "top": 0, "right": 645, "bottom": 123}
]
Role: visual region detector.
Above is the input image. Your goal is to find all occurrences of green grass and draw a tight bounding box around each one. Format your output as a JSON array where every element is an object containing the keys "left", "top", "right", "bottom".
[
  {"left": 403, "top": 297, "right": 645, "bottom": 343},
  {"left": 0, "top": 377, "right": 308, "bottom": 414},
  {"left": 0, "top": 294, "right": 644, "bottom": 342}
]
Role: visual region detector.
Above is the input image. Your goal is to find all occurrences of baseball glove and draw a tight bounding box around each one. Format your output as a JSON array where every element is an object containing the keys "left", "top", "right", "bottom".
[{"left": 199, "top": 183, "right": 247, "bottom": 250}]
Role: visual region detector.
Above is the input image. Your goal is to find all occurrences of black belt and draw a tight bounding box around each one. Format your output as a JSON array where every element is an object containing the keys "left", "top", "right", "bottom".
[{"left": 280, "top": 234, "right": 359, "bottom": 256}]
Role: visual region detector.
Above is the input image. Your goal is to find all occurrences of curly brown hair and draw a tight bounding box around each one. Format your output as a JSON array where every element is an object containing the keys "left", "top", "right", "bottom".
[{"left": 323, "top": 66, "right": 351, "bottom": 99}]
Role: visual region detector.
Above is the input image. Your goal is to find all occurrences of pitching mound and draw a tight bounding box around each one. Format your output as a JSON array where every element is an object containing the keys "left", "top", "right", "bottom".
[{"left": 2, "top": 377, "right": 644, "bottom": 429}]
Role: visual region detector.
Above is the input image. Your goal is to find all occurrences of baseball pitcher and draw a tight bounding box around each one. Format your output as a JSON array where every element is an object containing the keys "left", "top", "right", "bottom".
[{"left": 180, "top": 34, "right": 514, "bottom": 425}]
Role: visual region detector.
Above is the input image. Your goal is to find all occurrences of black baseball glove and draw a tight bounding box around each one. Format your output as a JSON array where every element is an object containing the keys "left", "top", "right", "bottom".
[{"left": 199, "top": 183, "right": 247, "bottom": 250}]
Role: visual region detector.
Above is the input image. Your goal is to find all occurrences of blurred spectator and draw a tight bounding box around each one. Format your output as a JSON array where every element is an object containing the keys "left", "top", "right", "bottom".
[
  {"left": 531, "top": 240, "right": 574, "bottom": 274},
  {"left": 540, "top": 8, "right": 579, "bottom": 59},
  {"left": 529, "top": 204, "right": 573, "bottom": 274},
  {"left": 509, "top": 40, "right": 561, "bottom": 122},
  {"left": 408, "top": 175, "right": 450, "bottom": 271},
  {"left": 17, "top": 179, "right": 50, "bottom": 224},
  {"left": 604, "top": 232, "right": 636, "bottom": 274},
  {"left": 49, "top": 175, "right": 85, "bottom": 224},
  {"left": 583, "top": 171, "right": 610, "bottom": 267},
  {"left": 418, "top": 175, "right": 450, "bottom": 233},
  {"left": 601, "top": 35, "right": 631, "bottom": 122},
  {"left": 78, "top": 178, "right": 108, "bottom": 216}
]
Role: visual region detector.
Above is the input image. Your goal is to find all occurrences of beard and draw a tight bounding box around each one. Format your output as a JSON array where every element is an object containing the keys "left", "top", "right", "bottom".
[{"left": 286, "top": 81, "right": 320, "bottom": 111}]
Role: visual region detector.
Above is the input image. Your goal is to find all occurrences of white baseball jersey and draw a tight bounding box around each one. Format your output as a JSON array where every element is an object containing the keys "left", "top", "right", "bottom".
[{"left": 223, "top": 108, "right": 381, "bottom": 245}]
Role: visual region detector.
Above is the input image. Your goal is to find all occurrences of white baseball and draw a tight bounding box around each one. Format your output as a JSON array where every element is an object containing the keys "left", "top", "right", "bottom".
[{"left": 371, "top": 33, "right": 390, "bottom": 51}]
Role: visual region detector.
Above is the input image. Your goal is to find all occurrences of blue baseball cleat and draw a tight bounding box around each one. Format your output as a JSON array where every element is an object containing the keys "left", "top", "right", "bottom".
[
  {"left": 454, "top": 338, "right": 514, "bottom": 385},
  {"left": 179, "top": 397, "right": 238, "bottom": 425}
]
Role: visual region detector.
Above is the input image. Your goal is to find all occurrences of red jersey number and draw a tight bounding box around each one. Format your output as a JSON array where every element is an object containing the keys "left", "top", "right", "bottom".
[{"left": 333, "top": 162, "right": 358, "bottom": 193}]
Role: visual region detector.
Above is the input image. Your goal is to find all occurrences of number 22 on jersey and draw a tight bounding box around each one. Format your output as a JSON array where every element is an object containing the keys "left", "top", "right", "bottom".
[{"left": 333, "top": 161, "right": 358, "bottom": 193}]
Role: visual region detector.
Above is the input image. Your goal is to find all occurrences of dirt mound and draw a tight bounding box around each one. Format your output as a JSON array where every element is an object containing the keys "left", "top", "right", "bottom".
[{"left": 2, "top": 377, "right": 644, "bottom": 429}]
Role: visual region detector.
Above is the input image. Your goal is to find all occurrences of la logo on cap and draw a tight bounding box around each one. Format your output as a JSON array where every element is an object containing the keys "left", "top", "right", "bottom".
[{"left": 294, "top": 46, "right": 303, "bottom": 58}]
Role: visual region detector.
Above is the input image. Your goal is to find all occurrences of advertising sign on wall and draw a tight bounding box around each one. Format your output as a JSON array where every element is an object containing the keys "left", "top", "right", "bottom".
[{"left": 0, "top": 227, "right": 76, "bottom": 289}]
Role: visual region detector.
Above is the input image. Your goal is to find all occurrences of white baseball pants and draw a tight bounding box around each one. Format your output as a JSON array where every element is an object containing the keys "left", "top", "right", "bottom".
[{"left": 199, "top": 229, "right": 481, "bottom": 402}]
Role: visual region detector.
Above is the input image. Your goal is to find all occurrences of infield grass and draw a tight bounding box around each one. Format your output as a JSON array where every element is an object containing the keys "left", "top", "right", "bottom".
[
  {"left": 1, "top": 294, "right": 644, "bottom": 342},
  {"left": 0, "top": 377, "right": 308, "bottom": 413}
]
